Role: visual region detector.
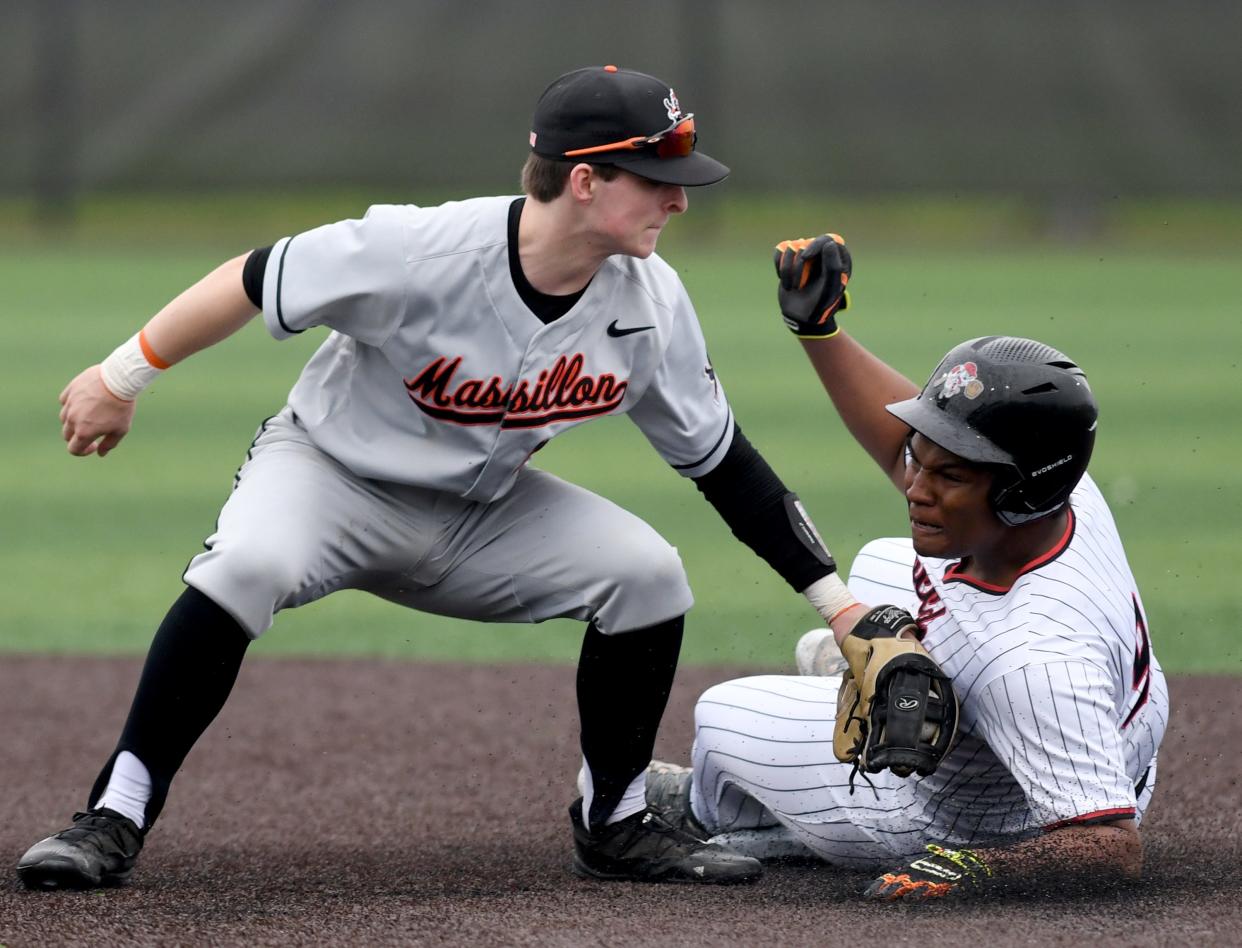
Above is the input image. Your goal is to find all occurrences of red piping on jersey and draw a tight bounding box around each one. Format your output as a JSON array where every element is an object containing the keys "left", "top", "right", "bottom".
[
  {"left": 1122, "top": 593, "right": 1153, "bottom": 729},
  {"left": 942, "top": 508, "right": 1076, "bottom": 594},
  {"left": 1043, "top": 806, "right": 1136, "bottom": 831}
]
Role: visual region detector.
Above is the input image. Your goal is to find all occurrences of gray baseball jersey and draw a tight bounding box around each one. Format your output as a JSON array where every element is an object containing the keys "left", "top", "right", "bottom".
[
  {"left": 185, "top": 197, "right": 730, "bottom": 638},
  {"left": 260, "top": 197, "right": 732, "bottom": 501},
  {"left": 689, "top": 474, "right": 1167, "bottom": 867}
]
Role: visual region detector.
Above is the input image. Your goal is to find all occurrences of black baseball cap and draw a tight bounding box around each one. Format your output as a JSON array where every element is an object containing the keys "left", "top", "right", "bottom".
[{"left": 530, "top": 65, "right": 729, "bottom": 187}]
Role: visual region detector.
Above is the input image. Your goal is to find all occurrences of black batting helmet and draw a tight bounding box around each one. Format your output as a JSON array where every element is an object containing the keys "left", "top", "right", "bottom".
[{"left": 886, "top": 336, "right": 1098, "bottom": 526}]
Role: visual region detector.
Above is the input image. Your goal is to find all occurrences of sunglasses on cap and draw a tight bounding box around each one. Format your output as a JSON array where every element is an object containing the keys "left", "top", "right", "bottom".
[{"left": 563, "top": 114, "right": 697, "bottom": 160}]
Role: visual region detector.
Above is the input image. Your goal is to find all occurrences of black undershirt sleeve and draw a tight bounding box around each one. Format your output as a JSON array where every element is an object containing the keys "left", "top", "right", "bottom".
[
  {"left": 242, "top": 245, "right": 272, "bottom": 310},
  {"left": 692, "top": 423, "right": 836, "bottom": 592}
]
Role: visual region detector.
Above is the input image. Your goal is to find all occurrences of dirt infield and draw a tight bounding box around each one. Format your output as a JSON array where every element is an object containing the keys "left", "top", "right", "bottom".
[{"left": 2, "top": 656, "right": 1238, "bottom": 947}]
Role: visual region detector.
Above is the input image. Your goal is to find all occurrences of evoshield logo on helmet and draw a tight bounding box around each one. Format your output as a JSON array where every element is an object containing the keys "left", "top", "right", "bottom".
[
  {"left": 1032, "top": 455, "right": 1073, "bottom": 477},
  {"left": 937, "top": 362, "right": 984, "bottom": 400}
]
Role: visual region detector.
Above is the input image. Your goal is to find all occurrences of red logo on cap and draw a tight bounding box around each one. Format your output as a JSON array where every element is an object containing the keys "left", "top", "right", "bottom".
[{"left": 937, "top": 361, "right": 985, "bottom": 400}]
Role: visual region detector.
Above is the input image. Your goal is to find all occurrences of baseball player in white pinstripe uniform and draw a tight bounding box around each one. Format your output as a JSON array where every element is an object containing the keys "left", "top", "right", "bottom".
[
  {"left": 19, "top": 70, "right": 868, "bottom": 891},
  {"left": 646, "top": 236, "right": 1168, "bottom": 900}
]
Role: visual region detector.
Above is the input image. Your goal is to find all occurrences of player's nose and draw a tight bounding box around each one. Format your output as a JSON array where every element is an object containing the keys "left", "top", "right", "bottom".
[
  {"left": 904, "top": 468, "right": 934, "bottom": 506},
  {"left": 663, "top": 185, "right": 688, "bottom": 215}
]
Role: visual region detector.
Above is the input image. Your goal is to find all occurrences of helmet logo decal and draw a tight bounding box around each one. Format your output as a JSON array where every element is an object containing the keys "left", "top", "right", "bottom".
[
  {"left": 664, "top": 89, "right": 682, "bottom": 121},
  {"left": 937, "top": 361, "right": 985, "bottom": 400},
  {"left": 1031, "top": 455, "right": 1073, "bottom": 478}
]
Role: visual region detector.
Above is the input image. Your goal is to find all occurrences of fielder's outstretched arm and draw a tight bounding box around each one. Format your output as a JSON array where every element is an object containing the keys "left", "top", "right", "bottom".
[{"left": 58, "top": 253, "right": 258, "bottom": 457}]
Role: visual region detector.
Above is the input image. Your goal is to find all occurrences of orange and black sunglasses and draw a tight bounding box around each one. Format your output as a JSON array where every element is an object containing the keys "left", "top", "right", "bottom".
[{"left": 564, "top": 114, "right": 697, "bottom": 160}]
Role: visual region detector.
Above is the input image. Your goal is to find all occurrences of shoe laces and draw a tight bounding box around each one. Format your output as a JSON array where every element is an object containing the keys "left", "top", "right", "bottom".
[
  {"left": 617, "top": 808, "right": 706, "bottom": 857},
  {"left": 61, "top": 810, "right": 140, "bottom": 851}
]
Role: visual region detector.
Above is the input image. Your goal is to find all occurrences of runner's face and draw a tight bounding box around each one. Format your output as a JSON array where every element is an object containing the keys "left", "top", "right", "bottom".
[
  {"left": 903, "top": 433, "right": 1001, "bottom": 559},
  {"left": 586, "top": 169, "right": 688, "bottom": 258}
]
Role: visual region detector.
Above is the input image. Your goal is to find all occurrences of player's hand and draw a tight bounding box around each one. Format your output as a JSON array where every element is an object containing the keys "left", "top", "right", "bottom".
[
  {"left": 773, "top": 234, "right": 852, "bottom": 338},
  {"left": 864, "top": 844, "right": 992, "bottom": 901},
  {"left": 58, "top": 365, "right": 136, "bottom": 457},
  {"left": 834, "top": 605, "right": 958, "bottom": 782}
]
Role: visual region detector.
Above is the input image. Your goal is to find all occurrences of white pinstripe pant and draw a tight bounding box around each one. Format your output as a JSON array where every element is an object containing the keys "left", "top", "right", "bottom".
[{"left": 690, "top": 674, "right": 931, "bottom": 868}]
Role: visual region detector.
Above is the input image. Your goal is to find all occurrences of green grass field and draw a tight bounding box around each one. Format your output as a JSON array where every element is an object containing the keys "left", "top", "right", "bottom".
[{"left": 2, "top": 225, "right": 1238, "bottom": 672}]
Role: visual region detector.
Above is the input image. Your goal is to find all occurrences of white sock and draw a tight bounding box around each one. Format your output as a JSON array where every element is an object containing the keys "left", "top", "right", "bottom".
[
  {"left": 579, "top": 759, "right": 649, "bottom": 829},
  {"left": 95, "top": 751, "right": 151, "bottom": 830},
  {"left": 605, "top": 773, "right": 648, "bottom": 825}
]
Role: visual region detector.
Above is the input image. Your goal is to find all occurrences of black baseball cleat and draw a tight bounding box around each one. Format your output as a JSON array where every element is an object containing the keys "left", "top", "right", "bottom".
[
  {"left": 17, "top": 808, "right": 144, "bottom": 890},
  {"left": 569, "top": 798, "right": 762, "bottom": 884}
]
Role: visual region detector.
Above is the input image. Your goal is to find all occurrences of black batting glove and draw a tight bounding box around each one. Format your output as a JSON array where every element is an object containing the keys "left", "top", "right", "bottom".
[
  {"left": 864, "top": 844, "right": 992, "bottom": 901},
  {"left": 773, "top": 234, "right": 852, "bottom": 338}
]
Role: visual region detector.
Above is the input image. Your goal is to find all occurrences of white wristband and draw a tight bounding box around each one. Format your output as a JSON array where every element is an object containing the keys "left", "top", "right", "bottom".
[
  {"left": 99, "top": 333, "right": 164, "bottom": 401},
  {"left": 801, "top": 572, "right": 859, "bottom": 624}
]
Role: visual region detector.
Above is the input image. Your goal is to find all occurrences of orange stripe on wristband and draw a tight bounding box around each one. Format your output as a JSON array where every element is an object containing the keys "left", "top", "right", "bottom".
[
  {"left": 828, "top": 602, "right": 866, "bottom": 625},
  {"left": 138, "top": 329, "right": 172, "bottom": 370}
]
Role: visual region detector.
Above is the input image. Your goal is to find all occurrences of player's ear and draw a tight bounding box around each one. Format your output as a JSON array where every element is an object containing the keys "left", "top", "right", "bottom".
[{"left": 567, "top": 163, "right": 598, "bottom": 204}]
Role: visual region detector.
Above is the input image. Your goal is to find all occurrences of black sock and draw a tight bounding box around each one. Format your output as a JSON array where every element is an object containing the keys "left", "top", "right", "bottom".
[
  {"left": 577, "top": 615, "right": 684, "bottom": 828},
  {"left": 89, "top": 586, "right": 251, "bottom": 827}
]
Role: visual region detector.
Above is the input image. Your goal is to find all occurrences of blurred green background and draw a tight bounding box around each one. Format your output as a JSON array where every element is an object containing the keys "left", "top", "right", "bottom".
[
  {"left": 3, "top": 2, "right": 1239, "bottom": 671},
  {"left": 2, "top": 203, "right": 1237, "bottom": 671}
]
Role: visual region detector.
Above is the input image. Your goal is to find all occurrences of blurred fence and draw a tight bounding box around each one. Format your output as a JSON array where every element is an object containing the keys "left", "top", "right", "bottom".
[{"left": 4, "top": 0, "right": 1240, "bottom": 215}]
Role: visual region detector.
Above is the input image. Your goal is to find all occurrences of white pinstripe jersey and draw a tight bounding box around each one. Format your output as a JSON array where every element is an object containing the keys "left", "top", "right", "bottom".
[
  {"left": 259, "top": 197, "right": 733, "bottom": 501},
  {"left": 848, "top": 473, "right": 1167, "bottom": 842}
]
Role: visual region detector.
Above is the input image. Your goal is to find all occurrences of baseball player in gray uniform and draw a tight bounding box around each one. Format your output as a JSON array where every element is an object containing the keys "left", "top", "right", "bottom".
[
  {"left": 18, "top": 68, "right": 866, "bottom": 890},
  {"left": 645, "top": 236, "right": 1168, "bottom": 900}
]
